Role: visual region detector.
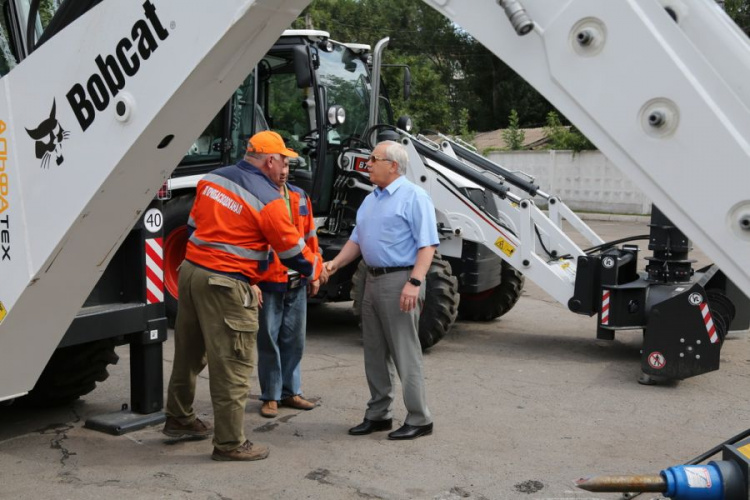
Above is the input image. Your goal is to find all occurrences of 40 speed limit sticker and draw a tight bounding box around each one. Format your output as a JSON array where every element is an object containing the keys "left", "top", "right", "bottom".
[{"left": 143, "top": 208, "right": 163, "bottom": 233}]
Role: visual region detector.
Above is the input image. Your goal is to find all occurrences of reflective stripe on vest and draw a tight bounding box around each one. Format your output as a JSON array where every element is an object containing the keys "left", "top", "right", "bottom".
[
  {"left": 203, "top": 173, "right": 265, "bottom": 212},
  {"left": 276, "top": 237, "right": 306, "bottom": 259},
  {"left": 188, "top": 234, "right": 270, "bottom": 261}
]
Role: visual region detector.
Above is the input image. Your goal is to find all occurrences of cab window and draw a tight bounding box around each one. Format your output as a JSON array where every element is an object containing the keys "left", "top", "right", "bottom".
[{"left": 182, "top": 110, "right": 223, "bottom": 165}]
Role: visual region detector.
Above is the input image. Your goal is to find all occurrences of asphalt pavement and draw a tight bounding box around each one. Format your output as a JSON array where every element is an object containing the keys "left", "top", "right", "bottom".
[{"left": 1, "top": 220, "right": 749, "bottom": 500}]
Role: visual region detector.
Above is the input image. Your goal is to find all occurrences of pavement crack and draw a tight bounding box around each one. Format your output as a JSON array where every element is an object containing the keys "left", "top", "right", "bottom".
[{"left": 49, "top": 424, "right": 76, "bottom": 466}]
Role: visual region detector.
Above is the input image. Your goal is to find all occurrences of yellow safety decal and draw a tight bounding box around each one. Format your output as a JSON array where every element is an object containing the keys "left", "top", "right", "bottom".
[
  {"left": 738, "top": 443, "right": 750, "bottom": 459},
  {"left": 494, "top": 236, "right": 516, "bottom": 257},
  {"left": 0, "top": 301, "right": 6, "bottom": 323}
]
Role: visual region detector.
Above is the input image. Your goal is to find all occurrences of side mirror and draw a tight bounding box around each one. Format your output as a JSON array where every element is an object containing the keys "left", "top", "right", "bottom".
[
  {"left": 403, "top": 66, "right": 412, "bottom": 101},
  {"left": 293, "top": 45, "right": 312, "bottom": 88}
]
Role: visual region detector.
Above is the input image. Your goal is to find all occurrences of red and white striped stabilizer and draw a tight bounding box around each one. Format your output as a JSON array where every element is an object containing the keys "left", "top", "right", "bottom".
[
  {"left": 700, "top": 302, "right": 719, "bottom": 344},
  {"left": 146, "top": 237, "right": 164, "bottom": 304},
  {"left": 601, "top": 290, "right": 610, "bottom": 325}
]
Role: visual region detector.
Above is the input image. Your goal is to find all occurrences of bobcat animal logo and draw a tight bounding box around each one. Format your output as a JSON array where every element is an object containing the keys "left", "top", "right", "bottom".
[{"left": 25, "top": 100, "right": 70, "bottom": 169}]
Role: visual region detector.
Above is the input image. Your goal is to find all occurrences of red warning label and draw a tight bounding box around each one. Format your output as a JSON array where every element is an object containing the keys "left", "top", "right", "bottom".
[{"left": 648, "top": 351, "right": 666, "bottom": 370}]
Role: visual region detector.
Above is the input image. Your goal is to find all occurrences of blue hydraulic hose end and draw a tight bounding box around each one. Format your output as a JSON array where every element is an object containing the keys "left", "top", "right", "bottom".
[
  {"left": 662, "top": 464, "right": 723, "bottom": 499},
  {"left": 662, "top": 460, "right": 747, "bottom": 500}
]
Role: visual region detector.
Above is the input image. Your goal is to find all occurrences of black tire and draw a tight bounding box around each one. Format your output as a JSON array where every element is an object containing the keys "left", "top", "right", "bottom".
[
  {"left": 707, "top": 289, "right": 736, "bottom": 324},
  {"left": 351, "top": 256, "right": 460, "bottom": 350},
  {"left": 458, "top": 261, "right": 524, "bottom": 321},
  {"left": 18, "top": 339, "right": 119, "bottom": 407},
  {"left": 351, "top": 260, "right": 367, "bottom": 319},
  {"left": 707, "top": 289, "right": 735, "bottom": 342},
  {"left": 418, "top": 257, "right": 460, "bottom": 349},
  {"left": 163, "top": 194, "right": 195, "bottom": 326}
]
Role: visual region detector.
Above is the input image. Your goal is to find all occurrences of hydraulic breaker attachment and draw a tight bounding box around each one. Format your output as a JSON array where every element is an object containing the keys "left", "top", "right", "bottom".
[
  {"left": 640, "top": 283, "right": 723, "bottom": 381},
  {"left": 568, "top": 206, "right": 744, "bottom": 381},
  {"left": 571, "top": 249, "right": 732, "bottom": 381}
]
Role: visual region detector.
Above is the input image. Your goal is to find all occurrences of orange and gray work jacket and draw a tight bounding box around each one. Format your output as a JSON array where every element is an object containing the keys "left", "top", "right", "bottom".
[
  {"left": 184, "top": 160, "right": 322, "bottom": 285},
  {"left": 258, "top": 183, "right": 321, "bottom": 293}
]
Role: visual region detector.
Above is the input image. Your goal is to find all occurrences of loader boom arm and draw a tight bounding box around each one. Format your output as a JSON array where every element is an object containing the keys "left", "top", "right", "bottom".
[
  {"left": 0, "top": 0, "right": 309, "bottom": 402},
  {"left": 422, "top": 0, "right": 750, "bottom": 298}
]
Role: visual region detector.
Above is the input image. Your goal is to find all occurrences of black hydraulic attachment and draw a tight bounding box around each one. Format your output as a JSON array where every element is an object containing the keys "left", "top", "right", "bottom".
[{"left": 568, "top": 206, "right": 746, "bottom": 381}]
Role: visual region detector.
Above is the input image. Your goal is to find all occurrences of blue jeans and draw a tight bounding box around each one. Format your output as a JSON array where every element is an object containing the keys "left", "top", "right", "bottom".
[{"left": 257, "top": 286, "right": 307, "bottom": 401}]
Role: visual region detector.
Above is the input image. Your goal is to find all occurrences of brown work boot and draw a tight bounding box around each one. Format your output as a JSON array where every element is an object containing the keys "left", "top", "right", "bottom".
[
  {"left": 260, "top": 400, "right": 278, "bottom": 418},
  {"left": 211, "top": 440, "right": 270, "bottom": 462},
  {"left": 280, "top": 395, "right": 315, "bottom": 410},
  {"left": 162, "top": 416, "right": 212, "bottom": 440}
]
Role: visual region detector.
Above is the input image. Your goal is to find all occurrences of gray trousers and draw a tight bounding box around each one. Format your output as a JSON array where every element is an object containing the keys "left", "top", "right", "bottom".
[{"left": 361, "top": 270, "right": 432, "bottom": 426}]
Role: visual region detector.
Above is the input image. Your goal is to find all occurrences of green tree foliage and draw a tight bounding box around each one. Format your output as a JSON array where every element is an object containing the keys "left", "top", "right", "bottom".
[
  {"left": 384, "top": 53, "right": 452, "bottom": 134},
  {"left": 542, "top": 111, "right": 596, "bottom": 152},
  {"left": 293, "top": 0, "right": 750, "bottom": 136},
  {"left": 293, "top": 0, "right": 559, "bottom": 133},
  {"left": 452, "top": 38, "right": 555, "bottom": 132},
  {"left": 725, "top": 0, "right": 750, "bottom": 34},
  {"left": 456, "top": 108, "right": 473, "bottom": 142},
  {"left": 501, "top": 109, "right": 525, "bottom": 150},
  {"left": 39, "top": 0, "right": 61, "bottom": 29},
  {"left": 294, "top": 0, "right": 463, "bottom": 133}
]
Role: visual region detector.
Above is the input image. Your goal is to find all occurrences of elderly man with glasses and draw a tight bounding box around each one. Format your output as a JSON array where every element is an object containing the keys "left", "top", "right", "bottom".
[{"left": 325, "top": 140, "right": 439, "bottom": 440}]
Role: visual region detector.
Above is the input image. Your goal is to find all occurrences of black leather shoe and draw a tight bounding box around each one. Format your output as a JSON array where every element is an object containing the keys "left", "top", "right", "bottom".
[
  {"left": 387, "top": 423, "right": 433, "bottom": 440},
  {"left": 348, "top": 418, "right": 393, "bottom": 436}
]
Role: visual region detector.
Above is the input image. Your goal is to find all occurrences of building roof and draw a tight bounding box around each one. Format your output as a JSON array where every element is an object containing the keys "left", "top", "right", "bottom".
[{"left": 472, "top": 127, "right": 550, "bottom": 152}]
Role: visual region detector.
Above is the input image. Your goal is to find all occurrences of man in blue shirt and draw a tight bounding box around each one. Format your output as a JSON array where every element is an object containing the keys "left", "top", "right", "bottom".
[{"left": 325, "top": 140, "right": 439, "bottom": 440}]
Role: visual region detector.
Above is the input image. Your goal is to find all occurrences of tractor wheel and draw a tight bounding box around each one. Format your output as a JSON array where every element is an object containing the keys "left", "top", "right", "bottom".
[
  {"left": 458, "top": 261, "right": 524, "bottom": 321},
  {"left": 418, "top": 257, "right": 460, "bottom": 349},
  {"left": 19, "top": 339, "right": 119, "bottom": 407},
  {"left": 351, "top": 255, "right": 459, "bottom": 350},
  {"left": 351, "top": 260, "right": 367, "bottom": 320},
  {"left": 163, "top": 194, "right": 195, "bottom": 326}
]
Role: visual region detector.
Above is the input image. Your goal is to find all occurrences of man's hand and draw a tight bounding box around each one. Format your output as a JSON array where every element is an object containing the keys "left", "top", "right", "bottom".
[
  {"left": 251, "top": 284, "right": 263, "bottom": 309},
  {"left": 308, "top": 279, "right": 320, "bottom": 297},
  {"left": 324, "top": 260, "right": 338, "bottom": 276},
  {"left": 400, "top": 282, "right": 420, "bottom": 312},
  {"left": 318, "top": 262, "right": 330, "bottom": 285}
]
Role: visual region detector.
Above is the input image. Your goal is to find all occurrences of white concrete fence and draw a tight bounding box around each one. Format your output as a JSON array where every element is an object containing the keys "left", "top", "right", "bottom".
[{"left": 486, "top": 150, "right": 652, "bottom": 215}]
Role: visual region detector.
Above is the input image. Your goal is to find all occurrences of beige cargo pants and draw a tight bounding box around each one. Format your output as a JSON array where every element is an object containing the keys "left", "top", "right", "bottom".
[{"left": 166, "top": 260, "right": 259, "bottom": 451}]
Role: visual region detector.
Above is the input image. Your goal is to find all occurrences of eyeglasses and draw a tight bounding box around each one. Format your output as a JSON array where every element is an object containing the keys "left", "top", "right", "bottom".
[{"left": 367, "top": 154, "right": 393, "bottom": 164}]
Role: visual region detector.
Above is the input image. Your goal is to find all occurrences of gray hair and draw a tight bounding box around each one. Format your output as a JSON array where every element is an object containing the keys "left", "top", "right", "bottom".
[
  {"left": 380, "top": 140, "right": 408, "bottom": 175},
  {"left": 245, "top": 152, "right": 280, "bottom": 163}
]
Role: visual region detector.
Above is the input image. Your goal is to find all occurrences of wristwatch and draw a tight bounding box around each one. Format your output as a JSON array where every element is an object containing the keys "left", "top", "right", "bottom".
[{"left": 407, "top": 277, "right": 422, "bottom": 287}]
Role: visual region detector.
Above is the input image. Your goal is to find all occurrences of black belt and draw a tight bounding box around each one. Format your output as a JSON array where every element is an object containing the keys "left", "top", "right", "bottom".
[{"left": 367, "top": 266, "right": 413, "bottom": 276}]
